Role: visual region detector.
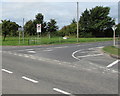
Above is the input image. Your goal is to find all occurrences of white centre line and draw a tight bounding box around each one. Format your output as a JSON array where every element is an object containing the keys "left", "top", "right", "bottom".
[
  {"left": 53, "top": 88, "right": 71, "bottom": 95},
  {"left": 2, "top": 69, "right": 13, "bottom": 74},
  {"left": 22, "top": 76, "right": 38, "bottom": 83},
  {"left": 107, "top": 60, "right": 120, "bottom": 68}
]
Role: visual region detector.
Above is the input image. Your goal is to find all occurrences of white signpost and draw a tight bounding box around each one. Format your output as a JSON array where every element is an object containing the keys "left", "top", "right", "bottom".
[
  {"left": 18, "top": 27, "right": 23, "bottom": 44},
  {"left": 112, "top": 25, "right": 117, "bottom": 46},
  {"left": 37, "top": 24, "right": 41, "bottom": 44},
  {"left": 37, "top": 24, "right": 41, "bottom": 33}
]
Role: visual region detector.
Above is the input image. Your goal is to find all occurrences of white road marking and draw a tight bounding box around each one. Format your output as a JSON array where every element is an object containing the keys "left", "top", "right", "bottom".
[
  {"left": 2, "top": 69, "right": 13, "bottom": 74},
  {"left": 18, "top": 54, "right": 23, "bottom": 56},
  {"left": 54, "top": 46, "right": 68, "bottom": 49},
  {"left": 25, "top": 49, "right": 34, "bottom": 51},
  {"left": 24, "top": 55, "right": 30, "bottom": 58},
  {"left": 79, "top": 52, "right": 86, "bottom": 53},
  {"left": 72, "top": 50, "right": 82, "bottom": 60},
  {"left": 13, "top": 53, "right": 17, "bottom": 55},
  {"left": 107, "top": 60, "right": 120, "bottom": 68},
  {"left": 23, "top": 54, "right": 30, "bottom": 58},
  {"left": 88, "top": 48, "right": 94, "bottom": 50},
  {"left": 53, "top": 88, "right": 71, "bottom": 95},
  {"left": 43, "top": 50, "right": 53, "bottom": 51},
  {"left": 77, "top": 54, "right": 103, "bottom": 58},
  {"left": 96, "top": 46, "right": 104, "bottom": 48},
  {"left": 54, "top": 60, "right": 60, "bottom": 62},
  {"left": 28, "top": 51, "right": 36, "bottom": 53},
  {"left": 22, "top": 76, "right": 38, "bottom": 83},
  {"left": 30, "top": 57, "right": 36, "bottom": 59}
]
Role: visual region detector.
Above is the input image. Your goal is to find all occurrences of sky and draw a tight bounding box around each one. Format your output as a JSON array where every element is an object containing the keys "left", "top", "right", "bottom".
[{"left": 1, "top": 0, "right": 119, "bottom": 29}]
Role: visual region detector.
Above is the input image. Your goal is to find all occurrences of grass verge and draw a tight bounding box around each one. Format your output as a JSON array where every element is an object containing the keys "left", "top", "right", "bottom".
[
  {"left": 1, "top": 37, "right": 113, "bottom": 46},
  {"left": 103, "top": 46, "right": 120, "bottom": 57}
]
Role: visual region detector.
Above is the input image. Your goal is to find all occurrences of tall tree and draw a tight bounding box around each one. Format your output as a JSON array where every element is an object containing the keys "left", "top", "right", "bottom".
[
  {"left": 2, "top": 20, "right": 19, "bottom": 41},
  {"left": 34, "top": 13, "right": 46, "bottom": 35},
  {"left": 46, "top": 19, "right": 58, "bottom": 37},
  {"left": 59, "top": 19, "right": 77, "bottom": 36},
  {"left": 79, "top": 6, "right": 115, "bottom": 37},
  {"left": 24, "top": 13, "right": 47, "bottom": 36},
  {"left": 79, "top": 9, "right": 91, "bottom": 32},
  {"left": 24, "top": 20, "right": 35, "bottom": 36}
]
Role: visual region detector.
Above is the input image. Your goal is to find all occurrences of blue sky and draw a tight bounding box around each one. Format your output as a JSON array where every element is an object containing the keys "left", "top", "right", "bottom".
[{"left": 1, "top": 1, "right": 119, "bottom": 29}]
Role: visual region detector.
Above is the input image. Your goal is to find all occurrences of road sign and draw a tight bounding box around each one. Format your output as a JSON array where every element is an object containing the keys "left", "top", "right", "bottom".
[{"left": 37, "top": 24, "right": 41, "bottom": 33}]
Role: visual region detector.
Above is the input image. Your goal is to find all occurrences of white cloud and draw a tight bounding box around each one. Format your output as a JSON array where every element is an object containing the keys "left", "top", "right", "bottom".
[{"left": 2, "top": 2, "right": 118, "bottom": 29}]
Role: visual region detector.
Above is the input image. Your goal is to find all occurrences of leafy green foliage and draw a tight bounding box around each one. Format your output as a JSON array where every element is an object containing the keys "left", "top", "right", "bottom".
[
  {"left": 46, "top": 19, "right": 58, "bottom": 36},
  {"left": 80, "top": 6, "right": 115, "bottom": 37},
  {"left": 2, "top": 20, "right": 19, "bottom": 41},
  {"left": 24, "top": 13, "right": 58, "bottom": 37},
  {"left": 59, "top": 6, "right": 115, "bottom": 37},
  {"left": 24, "top": 13, "right": 47, "bottom": 36},
  {"left": 59, "top": 19, "right": 77, "bottom": 36}
]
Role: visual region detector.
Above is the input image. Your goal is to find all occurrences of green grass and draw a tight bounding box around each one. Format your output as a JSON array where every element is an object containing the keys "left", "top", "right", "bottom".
[
  {"left": 103, "top": 46, "right": 120, "bottom": 56},
  {"left": 1, "top": 36, "right": 113, "bottom": 46}
]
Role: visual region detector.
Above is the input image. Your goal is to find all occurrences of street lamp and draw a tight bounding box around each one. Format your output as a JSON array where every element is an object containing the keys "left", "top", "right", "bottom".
[{"left": 112, "top": 25, "right": 117, "bottom": 46}]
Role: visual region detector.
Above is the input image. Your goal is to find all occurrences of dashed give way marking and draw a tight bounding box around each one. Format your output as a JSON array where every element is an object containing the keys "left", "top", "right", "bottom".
[
  {"left": 107, "top": 60, "right": 120, "bottom": 68},
  {"left": 2, "top": 69, "right": 13, "bottom": 74},
  {"left": 77, "top": 54, "right": 103, "bottom": 58},
  {"left": 27, "top": 51, "right": 36, "bottom": 53},
  {"left": 22, "top": 76, "right": 38, "bottom": 83},
  {"left": 53, "top": 88, "right": 71, "bottom": 95}
]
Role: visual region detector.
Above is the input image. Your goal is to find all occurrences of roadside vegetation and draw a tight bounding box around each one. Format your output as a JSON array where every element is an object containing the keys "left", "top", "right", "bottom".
[
  {"left": 2, "top": 37, "right": 113, "bottom": 46},
  {"left": 1, "top": 6, "right": 120, "bottom": 46},
  {"left": 103, "top": 46, "right": 120, "bottom": 56}
]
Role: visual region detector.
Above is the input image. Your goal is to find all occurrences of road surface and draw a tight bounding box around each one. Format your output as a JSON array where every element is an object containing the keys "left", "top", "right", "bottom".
[{"left": 2, "top": 41, "right": 119, "bottom": 95}]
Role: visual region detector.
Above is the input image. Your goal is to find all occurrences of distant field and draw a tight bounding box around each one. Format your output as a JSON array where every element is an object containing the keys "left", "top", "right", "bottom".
[
  {"left": 103, "top": 46, "right": 120, "bottom": 56},
  {"left": 1, "top": 36, "right": 114, "bottom": 46}
]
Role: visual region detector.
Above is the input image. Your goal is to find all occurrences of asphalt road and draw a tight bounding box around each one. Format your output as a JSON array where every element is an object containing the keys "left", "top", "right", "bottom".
[{"left": 2, "top": 41, "right": 119, "bottom": 94}]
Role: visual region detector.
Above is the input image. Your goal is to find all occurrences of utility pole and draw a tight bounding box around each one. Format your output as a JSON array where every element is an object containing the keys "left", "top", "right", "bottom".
[
  {"left": 77, "top": 2, "right": 79, "bottom": 42},
  {"left": 23, "top": 18, "right": 24, "bottom": 44}
]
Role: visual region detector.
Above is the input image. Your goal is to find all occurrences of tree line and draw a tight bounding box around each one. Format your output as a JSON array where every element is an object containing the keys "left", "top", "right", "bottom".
[
  {"left": 59, "top": 6, "right": 118, "bottom": 37},
  {"left": 1, "top": 6, "right": 120, "bottom": 41}
]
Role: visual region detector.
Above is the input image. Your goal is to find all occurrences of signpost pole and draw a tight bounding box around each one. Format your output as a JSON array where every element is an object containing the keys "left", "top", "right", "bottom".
[
  {"left": 19, "top": 31, "right": 20, "bottom": 44},
  {"left": 37, "top": 24, "right": 41, "bottom": 44},
  {"left": 22, "top": 18, "right": 24, "bottom": 44},
  {"left": 18, "top": 28, "right": 22, "bottom": 45},
  {"left": 112, "top": 25, "right": 117, "bottom": 46}
]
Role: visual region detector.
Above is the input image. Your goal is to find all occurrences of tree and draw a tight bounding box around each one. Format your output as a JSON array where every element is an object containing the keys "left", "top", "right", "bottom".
[
  {"left": 24, "top": 13, "right": 47, "bottom": 36},
  {"left": 24, "top": 20, "right": 34, "bottom": 36},
  {"left": 46, "top": 19, "right": 58, "bottom": 37},
  {"left": 2, "top": 20, "right": 19, "bottom": 41},
  {"left": 34, "top": 13, "right": 46, "bottom": 35},
  {"left": 59, "top": 19, "right": 77, "bottom": 37},
  {"left": 79, "top": 6, "right": 115, "bottom": 37},
  {"left": 79, "top": 9, "right": 91, "bottom": 32}
]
